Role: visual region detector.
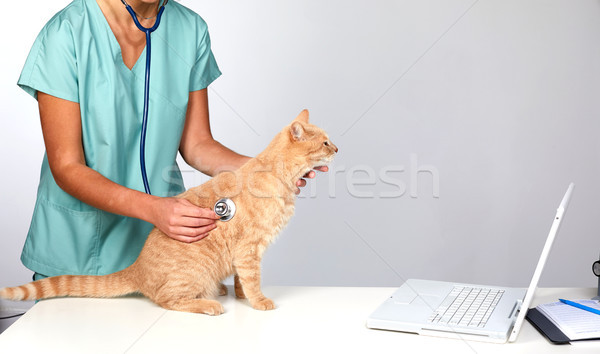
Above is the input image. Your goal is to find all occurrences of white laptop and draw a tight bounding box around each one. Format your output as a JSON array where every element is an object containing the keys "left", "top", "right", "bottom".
[{"left": 366, "top": 183, "right": 574, "bottom": 343}]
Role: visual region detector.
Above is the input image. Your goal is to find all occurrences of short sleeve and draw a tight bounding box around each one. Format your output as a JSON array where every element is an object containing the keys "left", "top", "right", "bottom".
[
  {"left": 189, "top": 21, "right": 221, "bottom": 92},
  {"left": 17, "top": 17, "right": 79, "bottom": 102}
]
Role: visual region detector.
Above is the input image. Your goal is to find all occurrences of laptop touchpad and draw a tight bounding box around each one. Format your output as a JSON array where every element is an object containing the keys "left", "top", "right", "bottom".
[{"left": 391, "top": 288, "right": 418, "bottom": 304}]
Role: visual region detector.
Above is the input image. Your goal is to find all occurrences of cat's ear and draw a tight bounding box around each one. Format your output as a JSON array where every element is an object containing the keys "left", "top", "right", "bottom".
[
  {"left": 294, "top": 109, "right": 310, "bottom": 124},
  {"left": 290, "top": 121, "right": 305, "bottom": 141}
]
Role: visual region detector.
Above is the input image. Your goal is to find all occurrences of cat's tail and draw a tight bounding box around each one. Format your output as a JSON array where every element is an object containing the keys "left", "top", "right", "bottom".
[{"left": 0, "top": 269, "right": 138, "bottom": 301}]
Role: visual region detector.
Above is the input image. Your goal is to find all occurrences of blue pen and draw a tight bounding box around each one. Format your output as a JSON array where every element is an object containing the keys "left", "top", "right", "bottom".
[{"left": 559, "top": 299, "right": 600, "bottom": 316}]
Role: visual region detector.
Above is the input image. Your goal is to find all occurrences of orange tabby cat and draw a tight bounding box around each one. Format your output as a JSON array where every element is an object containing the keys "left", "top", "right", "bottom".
[{"left": 0, "top": 110, "right": 337, "bottom": 315}]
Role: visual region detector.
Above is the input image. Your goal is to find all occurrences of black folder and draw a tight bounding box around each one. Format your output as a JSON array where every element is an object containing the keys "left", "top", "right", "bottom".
[{"left": 526, "top": 307, "right": 571, "bottom": 344}]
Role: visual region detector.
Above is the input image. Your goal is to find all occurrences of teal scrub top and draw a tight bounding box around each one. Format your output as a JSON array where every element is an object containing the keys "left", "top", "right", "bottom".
[{"left": 17, "top": 0, "right": 221, "bottom": 276}]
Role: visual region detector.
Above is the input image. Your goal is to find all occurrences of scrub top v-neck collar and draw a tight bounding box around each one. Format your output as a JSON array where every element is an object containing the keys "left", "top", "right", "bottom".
[{"left": 90, "top": 0, "right": 154, "bottom": 75}]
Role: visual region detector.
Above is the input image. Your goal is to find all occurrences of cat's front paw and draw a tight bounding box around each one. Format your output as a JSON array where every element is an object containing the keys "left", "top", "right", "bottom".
[
  {"left": 234, "top": 284, "right": 246, "bottom": 299},
  {"left": 251, "top": 297, "right": 276, "bottom": 311},
  {"left": 218, "top": 283, "right": 228, "bottom": 296},
  {"left": 202, "top": 301, "right": 225, "bottom": 316}
]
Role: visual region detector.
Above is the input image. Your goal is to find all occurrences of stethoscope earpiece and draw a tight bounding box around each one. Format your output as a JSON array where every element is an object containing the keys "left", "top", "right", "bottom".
[{"left": 214, "top": 198, "right": 236, "bottom": 222}]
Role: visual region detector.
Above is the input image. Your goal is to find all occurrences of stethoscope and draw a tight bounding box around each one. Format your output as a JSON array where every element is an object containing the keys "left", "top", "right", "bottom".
[
  {"left": 120, "top": 0, "right": 167, "bottom": 195},
  {"left": 122, "top": 0, "right": 236, "bottom": 222},
  {"left": 214, "top": 198, "right": 236, "bottom": 221}
]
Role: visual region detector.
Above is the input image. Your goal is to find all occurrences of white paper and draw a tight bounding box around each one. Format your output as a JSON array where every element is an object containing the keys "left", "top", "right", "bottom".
[{"left": 537, "top": 300, "right": 600, "bottom": 340}]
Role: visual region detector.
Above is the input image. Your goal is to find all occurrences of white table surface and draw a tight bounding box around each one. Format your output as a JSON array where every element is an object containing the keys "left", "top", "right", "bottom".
[{"left": 1, "top": 286, "right": 599, "bottom": 354}]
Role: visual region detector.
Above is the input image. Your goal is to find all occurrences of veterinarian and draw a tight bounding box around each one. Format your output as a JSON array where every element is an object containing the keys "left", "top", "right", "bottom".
[{"left": 17, "top": 0, "right": 324, "bottom": 281}]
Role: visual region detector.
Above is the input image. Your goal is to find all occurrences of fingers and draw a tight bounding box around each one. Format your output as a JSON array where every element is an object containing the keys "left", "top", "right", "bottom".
[
  {"left": 171, "top": 232, "right": 212, "bottom": 243},
  {"left": 296, "top": 178, "right": 307, "bottom": 188},
  {"left": 302, "top": 170, "right": 316, "bottom": 179},
  {"left": 166, "top": 207, "right": 218, "bottom": 229},
  {"left": 177, "top": 199, "right": 220, "bottom": 219},
  {"left": 178, "top": 223, "right": 217, "bottom": 238},
  {"left": 167, "top": 223, "right": 218, "bottom": 243},
  {"left": 171, "top": 223, "right": 217, "bottom": 237},
  {"left": 296, "top": 166, "right": 329, "bottom": 194},
  {"left": 300, "top": 166, "right": 328, "bottom": 179},
  {"left": 295, "top": 178, "right": 305, "bottom": 194},
  {"left": 179, "top": 215, "right": 218, "bottom": 228},
  {"left": 158, "top": 198, "right": 221, "bottom": 243}
]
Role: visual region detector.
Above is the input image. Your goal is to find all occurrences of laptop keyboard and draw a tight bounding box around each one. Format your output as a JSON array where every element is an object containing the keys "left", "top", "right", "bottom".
[{"left": 427, "top": 286, "right": 504, "bottom": 328}]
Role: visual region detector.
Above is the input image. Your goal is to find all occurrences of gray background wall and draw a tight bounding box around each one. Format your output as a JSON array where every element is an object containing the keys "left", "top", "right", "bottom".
[{"left": 1, "top": 0, "right": 599, "bottom": 296}]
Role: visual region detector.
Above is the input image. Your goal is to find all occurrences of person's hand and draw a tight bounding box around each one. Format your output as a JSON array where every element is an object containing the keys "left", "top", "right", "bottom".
[
  {"left": 295, "top": 166, "right": 329, "bottom": 194},
  {"left": 149, "top": 197, "right": 220, "bottom": 243}
]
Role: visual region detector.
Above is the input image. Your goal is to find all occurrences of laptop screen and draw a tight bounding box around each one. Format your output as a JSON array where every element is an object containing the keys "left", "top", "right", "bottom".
[{"left": 508, "top": 183, "right": 574, "bottom": 342}]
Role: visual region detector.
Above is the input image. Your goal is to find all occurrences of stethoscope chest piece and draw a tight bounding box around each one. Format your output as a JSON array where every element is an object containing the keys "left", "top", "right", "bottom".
[{"left": 214, "top": 198, "right": 236, "bottom": 222}]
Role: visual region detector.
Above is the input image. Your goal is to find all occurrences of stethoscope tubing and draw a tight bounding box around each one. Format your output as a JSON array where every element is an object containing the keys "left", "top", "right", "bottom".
[
  {"left": 120, "top": 0, "right": 235, "bottom": 220},
  {"left": 121, "top": 0, "right": 167, "bottom": 195}
]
